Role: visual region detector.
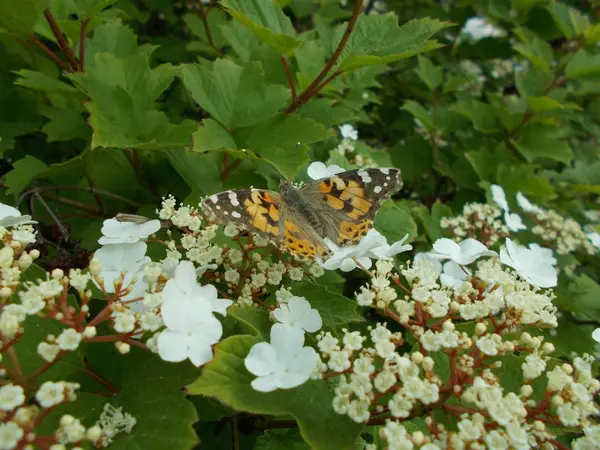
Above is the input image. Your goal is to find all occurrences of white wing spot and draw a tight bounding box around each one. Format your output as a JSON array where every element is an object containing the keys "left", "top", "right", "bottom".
[
  {"left": 380, "top": 168, "right": 390, "bottom": 175},
  {"left": 228, "top": 192, "right": 240, "bottom": 207},
  {"left": 216, "top": 205, "right": 221, "bottom": 210},
  {"left": 224, "top": 211, "right": 229, "bottom": 215},
  {"left": 385, "top": 176, "right": 391, "bottom": 181},
  {"left": 358, "top": 170, "right": 372, "bottom": 184},
  {"left": 232, "top": 211, "right": 241, "bottom": 218},
  {"left": 209, "top": 194, "right": 218, "bottom": 203},
  {"left": 374, "top": 186, "right": 382, "bottom": 194},
  {"left": 384, "top": 182, "right": 388, "bottom": 187}
]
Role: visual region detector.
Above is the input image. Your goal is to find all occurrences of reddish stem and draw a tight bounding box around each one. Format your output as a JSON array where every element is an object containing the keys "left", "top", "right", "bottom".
[
  {"left": 43, "top": 9, "right": 79, "bottom": 71},
  {"left": 79, "top": 19, "right": 89, "bottom": 70},
  {"left": 32, "top": 37, "right": 71, "bottom": 71},
  {"left": 281, "top": 56, "right": 297, "bottom": 102}
]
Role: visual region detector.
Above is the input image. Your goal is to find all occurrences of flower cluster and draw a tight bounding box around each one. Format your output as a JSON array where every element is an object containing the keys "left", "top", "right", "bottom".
[
  {"left": 440, "top": 203, "right": 509, "bottom": 247},
  {"left": 311, "top": 234, "right": 597, "bottom": 448}
]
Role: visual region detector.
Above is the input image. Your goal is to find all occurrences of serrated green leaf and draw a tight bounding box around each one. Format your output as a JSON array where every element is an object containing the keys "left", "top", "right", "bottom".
[
  {"left": 221, "top": 0, "right": 302, "bottom": 55},
  {"left": 255, "top": 429, "right": 310, "bottom": 450},
  {"left": 295, "top": 40, "right": 327, "bottom": 91},
  {"left": 3, "top": 156, "right": 49, "bottom": 197},
  {"left": 84, "top": 21, "right": 156, "bottom": 66},
  {"left": 401, "top": 100, "right": 434, "bottom": 130},
  {"left": 496, "top": 164, "right": 556, "bottom": 201},
  {"left": 514, "top": 124, "right": 573, "bottom": 164},
  {"left": 0, "top": 0, "right": 48, "bottom": 36},
  {"left": 166, "top": 148, "right": 223, "bottom": 196},
  {"left": 228, "top": 305, "right": 272, "bottom": 340},
  {"left": 451, "top": 100, "right": 498, "bottom": 133},
  {"left": 14, "top": 70, "right": 79, "bottom": 93},
  {"left": 187, "top": 335, "right": 363, "bottom": 450},
  {"left": 291, "top": 282, "right": 363, "bottom": 327},
  {"left": 564, "top": 274, "right": 600, "bottom": 321},
  {"left": 180, "top": 59, "right": 290, "bottom": 129},
  {"left": 546, "top": 2, "right": 590, "bottom": 39},
  {"left": 192, "top": 119, "right": 237, "bottom": 153},
  {"left": 218, "top": 19, "right": 261, "bottom": 63},
  {"left": 298, "top": 99, "right": 358, "bottom": 127},
  {"left": 233, "top": 114, "right": 330, "bottom": 179},
  {"left": 415, "top": 55, "right": 442, "bottom": 91},
  {"left": 184, "top": 9, "right": 228, "bottom": 49},
  {"left": 64, "top": 0, "right": 119, "bottom": 17},
  {"left": 336, "top": 15, "right": 448, "bottom": 71}
]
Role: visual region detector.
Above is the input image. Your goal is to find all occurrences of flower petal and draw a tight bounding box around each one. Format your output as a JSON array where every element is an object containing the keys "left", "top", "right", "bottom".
[
  {"left": 270, "top": 324, "right": 305, "bottom": 356},
  {"left": 174, "top": 260, "right": 198, "bottom": 295},
  {"left": 490, "top": 184, "right": 509, "bottom": 211},
  {"left": 157, "top": 330, "right": 188, "bottom": 362},
  {"left": 245, "top": 342, "right": 280, "bottom": 376},
  {"left": 187, "top": 337, "right": 214, "bottom": 367},
  {"left": 307, "top": 162, "right": 327, "bottom": 180},
  {"left": 251, "top": 373, "right": 282, "bottom": 392}
]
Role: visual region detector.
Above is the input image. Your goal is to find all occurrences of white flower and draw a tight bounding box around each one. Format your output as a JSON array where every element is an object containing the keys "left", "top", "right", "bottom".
[
  {"left": 97, "top": 404, "right": 136, "bottom": 443},
  {"left": 439, "top": 260, "right": 471, "bottom": 289},
  {"left": 0, "top": 203, "right": 36, "bottom": 227},
  {"left": 0, "top": 385, "right": 25, "bottom": 411},
  {"left": 504, "top": 211, "right": 527, "bottom": 232},
  {"left": 322, "top": 230, "right": 409, "bottom": 272},
  {"left": 499, "top": 238, "right": 557, "bottom": 288},
  {"left": 587, "top": 232, "right": 600, "bottom": 250},
  {"left": 491, "top": 185, "right": 509, "bottom": 211},
  {"left": 461, "top": 16, "right": 505, "bottom": 40},
  {"left": 157, "top": 261, "right": 230, "bottom": 367},
  {"left": 36, "top": 381, "right": 65, "bottom": 408},
  {"left": 366, "top": 233, "right": 413, "bottom": 260},
  {"left": 306, "top": 162, "right": 345, "bottom": 180},
  {"left": 339, "top": 124, "right": 358, "bottom": 140},
  {"left": 98, "top": 217, "right": 161, "bottom": 245},
  {"left": 516, "top": 192, "right": 544, "bottom": 214},
  {"left": 528, "top": 244, "right": 557, "bottom": 266},
  {"left": 592, "top": 328, "right": 600, "bottom": 344},
  {"left": 273, "top": 296, "right": 322, "bottom": 333},
  {"left": 244, "top": 324, "right": 317, "bottom": 392},
  {"left": 92, "top": 242, "right": 150, "bottom": 298},
  {"left": 0, "top": 422, "right": 23, "bottom": 449},
  {"left": 431, "top": 238, "right": 497, "bottom": 265}
]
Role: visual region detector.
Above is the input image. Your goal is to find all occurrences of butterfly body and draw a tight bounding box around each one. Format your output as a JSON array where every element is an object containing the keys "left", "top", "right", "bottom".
[{"left": 202, "top": 168, "right": 403, "bottom": 261}]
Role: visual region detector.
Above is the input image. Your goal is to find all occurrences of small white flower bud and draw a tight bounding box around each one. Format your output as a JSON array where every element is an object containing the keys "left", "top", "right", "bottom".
[
  {"left": 29, "top": 249, "right": 40, "bottom": 259},
  {"left": 82, "top": 326, "right": 97, "bottom": 339},
  {"left": 552, "top": 395, "right": 564, "bottom": 406},
  {"left": 60, "top": 414, "right": 75, "bottom": 427},
  {"left": 19, "top": 253, "right": 33, "bottom": 269},
  {"left": 520, "top": 385, "right": 533, "bottom": 397},
  {"left": 412, "top": 431, "right": 424, "bottom": 445},
  {"left": 541, "top": 342, "right": 554, "bottom": 354},
  {"left": 116, "top": 342, "right": 130, "bottom": 354},
  {"left": 0, "top": 287, "right": 12, "bottom": 299},
  {"left": 89, "top": 258, "right": 102, "bottom": 276},
  {"left": 86, "top": 425, "right": 103, "bottom": 442},
  {"left": 442, "top": 320, "right": 455, "bottom": 331},
  {"left": 475, "top": 322, "right": 487, "bottom": 336},
  {"left": 411, "top": 352, "right": 424, "bottom": 364},
  {"left": 530, "top": 337, "right": 541, "bottom": 348},
  {"left": 51, "top": 269, "right": 64, "bottom": 279},
  {"left": 422, "top": 356, "right": 434, "bottom": 372},
  {"left": 520, "top": 332, "right": 532, "bottom": 344},
  {"left": 10, "top": 240, "right": 21, "bottom": 249},
  {"left": 561, "top": 363, "right": 573, "bottom": 375}
]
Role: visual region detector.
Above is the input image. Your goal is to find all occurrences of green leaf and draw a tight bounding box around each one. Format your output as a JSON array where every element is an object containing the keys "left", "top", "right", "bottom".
[
  {"left": 70, "top": 53, "right": 194, "bottom": 149},
  {"left": 3, "top": 156, "right": 49, "bottom": 198},
  {"left": 566, "top": 50, "right": 600, "bottom": 78},
  {"left": 65, "top": 0, "right": 119, "bottom": 17},
  {"left": 374, "top": 201, "right": 418, "bottom": 244},
  {"left": 527, "top": 96, "right": 580, "bottom": 112},
  {"left": 14, "top": 70, "right": 80, "bottom": 93},
  {"left": 390, "top": 137, "right": 433, "bottom": 184},
  {"left": 337, "top": 15, "right": 448, "bottom": 71},
  {"left": 192, "top": 119, "right": 237, "bottom": 152},
  {"left": 414, "top": 200, "right": 453, "bottom": 242},
  {"left": 255, "top": 429, "right": 310, "bottom": 450},
  {"left": 546, "top": 2, "right": 591, "bottom": 39},
  {"left": 451, "top": 100, "right": 498, "bottom": 133},
  {"left": 415, "top": 56, "right": 442, "bottom": 91},
  {"left": 564, "top": 274, "right": 600, "bottom": 321},
  {"left": 298, "top": 99, "right": 358, "bottom": 128},
  {"left": 221, "top": 0, "right": 302, "bottom": 55},
  {"left": 0, "top": 0, "right": 48, "bottom": 36},
  {"left": 184, "top": 9, "right": 228, "bottom": 49},
  {"left": 496, "top": 164, "right": 556, "bottom": 201},
  {"left": 228, "top": 305, "right": 272, "bottom": 340},
  {"left": 84, "top": 21, "right": 156, "bottom": 64},
  {"left": 40, "top": 97, "right": 90, "bottom": 142},
  {"left": 218, "top": 19, "right": 261, "bottom": 63},
  {"left": 180, "top": 59, "right": 290, "bottom": 129},
  {"left": 291, "top": 282, "right": 363, "bottom": 328},
  {"left": 465, "top": 147, "right": 513, "bottom": 182},
  {"left": 401, "top": 100, "right": 434, "bottom": 130},
  {"left": 233, "top": 114, "right": 330, "bottom": 179},
  {"left": 513, "top": 37, "right": 553, "bottom": 72},
  {"left": 187, "top": 335, "right": 363, "bottom": 450},
  {"left": 97, "top": 349, "right": 199, "bottom": 450},
  {"left": 514, "top": 124, "right": 573, "bottom": 164},
  {"left": 166, "top": 148, "right": 224, "bottom": 196},
  {"left": 295, "top": 40, "right": 327, "bottom": 91}
]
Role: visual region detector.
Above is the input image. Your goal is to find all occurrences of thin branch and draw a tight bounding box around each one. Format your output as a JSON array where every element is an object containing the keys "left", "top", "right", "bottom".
[
  {"left": 232, "top": 415, "right": 239, "bottom": 450},
  {"left": 34, "top": 192, "right": 69, "bottom": 239},
  {"left": 285, "top": 0, "right": 362, "bottom": 114},
  {"left": 43, "top": 9, "right": 79, "bottom": 71},
  {"left": 32, "top": 36, "right": 71, "bottom": 71},
  {"left": 280, "top": 56, "right": 297, "bottom": 102},
  {"left": 197, "top": 1, "right": 223, "bottom": 56},
  {"left": 79, "top": 19, "right": 89, "bottom": 71}
]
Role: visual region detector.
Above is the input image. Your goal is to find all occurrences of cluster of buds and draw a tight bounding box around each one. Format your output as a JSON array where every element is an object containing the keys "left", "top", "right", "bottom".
[{"left": 441, "top": 203, "right": 509, "bottom": 247}]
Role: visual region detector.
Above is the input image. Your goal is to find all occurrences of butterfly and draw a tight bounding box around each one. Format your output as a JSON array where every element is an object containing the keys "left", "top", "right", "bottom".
[{"left": 201, "top": 168, "right": 403, "bottom": 261}]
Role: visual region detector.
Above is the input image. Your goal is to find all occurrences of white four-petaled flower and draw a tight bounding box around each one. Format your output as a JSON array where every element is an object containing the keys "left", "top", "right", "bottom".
[
  {"left": 244, "top": 324, "right": 317, "bottom": 392},
  {"left": 307, "top": 162, "right": 345, "bottom": 181},
  {"left": 516, "top": 192, "right": 544, "bottom": 214},
  {"left": 273, "top": 296, "right": 322, "bottom": 333},
  {"left": 339, "top": 124, "right": 358, "bottom": 140},
  {"left": 461, "top": 17, "right": 505, "bottom": 40},
  {"left": 157, "top": 261, "right": 232, "bottom": 367},
  {"left": 0, "top": 203, "right": 36, "bottom": 228},
  {"left": 98, "top": 217, "right": 161, "bottom": 245},
  {"left": 431, "top": 238, "right": 497, "bottom": 266},
  {"left": 499, "top": 238, "right": 557, "bottom": 288}
]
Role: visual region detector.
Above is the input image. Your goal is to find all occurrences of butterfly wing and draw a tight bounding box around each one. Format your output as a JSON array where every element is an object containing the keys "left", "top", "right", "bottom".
[
  {"left": 202, "top": 189, "right": 282, "bottom": 243},
  {"left": 278, "top": 204, "right": 332, "bottom": 261},
  {"left": 300, "top": 168, "right": 403, "bottom": 246}
]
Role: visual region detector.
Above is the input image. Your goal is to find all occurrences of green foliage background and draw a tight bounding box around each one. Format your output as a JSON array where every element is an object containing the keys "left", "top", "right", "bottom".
[{"left": 1, "top": 0, "right": 599, "bottom": 448}]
